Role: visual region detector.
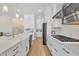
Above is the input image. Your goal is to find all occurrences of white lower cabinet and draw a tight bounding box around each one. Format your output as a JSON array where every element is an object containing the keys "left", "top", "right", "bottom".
[
  {"left": 47, "top": 36, "right": 53, "bottom": 55},
  {"left": 61, "top": 45, "right": 77, "bottom": 56},
  {"left": 20, "top": 37, "right": 29, "bottom": 56},
  {"left": 0, "top": 51, "right": 7, "bottom": 56},
  {"left": 0, "top": 36, "right": 30, "bottom": 56},
  {"left": 53, "top": 38, "right": 77, "bottom": 56},
  {"left": 0, "top": 42, "right": 21, "bottom": 56},
  {"left": 52, "top": 38, "right": 64, "bottom": 56},
  {"left": 47, "top": 36, "right": 77, "bottom": 56},
  {"left": 53, "top": 44, "right": 76, "bottom": 56},
  {"left": 7, "top": 42, "right": 21, "bottom": 56}
]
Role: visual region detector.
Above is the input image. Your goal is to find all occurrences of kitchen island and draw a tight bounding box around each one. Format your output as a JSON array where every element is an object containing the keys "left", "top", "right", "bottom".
[{"left": 0, "top": 31, "right": 33, "bottom": 56}]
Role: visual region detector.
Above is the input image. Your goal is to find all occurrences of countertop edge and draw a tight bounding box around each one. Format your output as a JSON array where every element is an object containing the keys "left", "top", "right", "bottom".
[{"left": 0, "top": 32, "right": 33, "bottom": 54}]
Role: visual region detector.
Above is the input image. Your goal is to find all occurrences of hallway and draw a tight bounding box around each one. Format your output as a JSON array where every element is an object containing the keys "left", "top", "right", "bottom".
[{"left": 27, "top": 37, "right": 52, "bottom": 56}]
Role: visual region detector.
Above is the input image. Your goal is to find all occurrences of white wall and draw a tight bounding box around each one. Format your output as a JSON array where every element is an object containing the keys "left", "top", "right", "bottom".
[
  {"left": 60, "top": 25, "right": 79, "bottom": 40},
  {"left": 24, "top": 14, "right": 35, "bottom": 29},
  {"left": 0, "top": 16, "right": 12, "bottom": 33}
]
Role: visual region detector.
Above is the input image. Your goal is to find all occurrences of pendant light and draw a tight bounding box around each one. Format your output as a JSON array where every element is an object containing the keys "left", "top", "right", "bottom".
[{"left": 2, "top": 4, "right": 8, "bottom": 12}]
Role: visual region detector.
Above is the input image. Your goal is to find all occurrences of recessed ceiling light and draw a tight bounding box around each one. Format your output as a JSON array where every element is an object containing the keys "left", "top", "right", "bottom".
[
  {"left": 38, "top": 9, "right": 42, "bottom": 13},
  {"left": 3, "top": 5, "right": 8, "bottom": 12}
]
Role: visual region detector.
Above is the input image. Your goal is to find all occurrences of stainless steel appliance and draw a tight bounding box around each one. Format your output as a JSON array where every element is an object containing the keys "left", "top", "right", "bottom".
[
  {"left": 42, "top": 23, "right": 47, "bottom": 45},
  {"left": 52, "top": 35, "right": 79, "bottom": 42}
]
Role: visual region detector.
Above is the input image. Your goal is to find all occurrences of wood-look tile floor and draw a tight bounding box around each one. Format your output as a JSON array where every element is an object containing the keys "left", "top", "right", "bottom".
[{"left": 27, "top": 37, "right": 52, "bottom": 56}]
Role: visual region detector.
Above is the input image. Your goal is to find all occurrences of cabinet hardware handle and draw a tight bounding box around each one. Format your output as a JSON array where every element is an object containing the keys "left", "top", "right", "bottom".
[
  {"left": 54, "top": 48, "right": 58, "bottom": 52},
  {"left": 13, "top": 51, "right": 19, "bottom": 56},
  {"left": 62, "top": 48, "right": 70, "bottom": 54},
  {"left": 13, "top": 46, "right": 19, "bottom": 51}
]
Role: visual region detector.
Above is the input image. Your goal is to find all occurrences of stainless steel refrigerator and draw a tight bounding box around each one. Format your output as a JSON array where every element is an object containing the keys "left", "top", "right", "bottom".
[{"left": 42, "top": 23, "right": 47, "bottom": 45}]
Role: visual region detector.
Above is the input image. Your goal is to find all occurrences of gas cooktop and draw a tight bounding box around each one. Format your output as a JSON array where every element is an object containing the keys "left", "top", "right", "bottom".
[{"left": 52, "top": 35, "right": 79, "bottom": 42}]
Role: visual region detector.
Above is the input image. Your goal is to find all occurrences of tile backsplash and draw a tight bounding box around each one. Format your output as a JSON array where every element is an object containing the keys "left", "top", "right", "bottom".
[{"left": 60, "top": 25, "right": 79, "bottom": 40}]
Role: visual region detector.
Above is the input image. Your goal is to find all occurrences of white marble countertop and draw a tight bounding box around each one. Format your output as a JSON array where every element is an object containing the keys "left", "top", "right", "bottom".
[{"left": 0, "top": 31, "right": 33, "bottom": 54}]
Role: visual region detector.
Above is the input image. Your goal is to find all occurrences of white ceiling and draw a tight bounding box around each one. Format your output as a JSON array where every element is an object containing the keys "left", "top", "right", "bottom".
[{"left": 0, "top": 3, "right": 53, "bottom": 17}]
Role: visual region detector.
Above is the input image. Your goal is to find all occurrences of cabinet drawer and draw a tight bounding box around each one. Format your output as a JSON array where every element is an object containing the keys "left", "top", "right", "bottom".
[
  {"left": 53, "top": 48, "right": 61, "bottom": 56},
  {"left": 61, "top": 46, "right": 77, "bottom": 56},
  {"left": 53, "top": 44, "right": 64, "bottom": 56},
  {"left": 53, "top": 43, "right": 77, "bottom": 55},
  {"left": 7, "top": 43, "right": 21, "bottom": 56},
  {"left": 21, "top": 39, "right": 29, "bottom": 49},
  {"left": 20, "top": 39, "right": 29, "bottom": 56},
  {"left": 0, "top": 51, "right": 7, "bottom": 56}
]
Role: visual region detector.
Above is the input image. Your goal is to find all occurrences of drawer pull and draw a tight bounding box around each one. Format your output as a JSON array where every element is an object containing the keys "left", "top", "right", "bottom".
[
  {"left": 62, "top": 48, "right": 70, "bottom": 54},
  {"left": 13, "top": 46, "right": 19, "bottom": 51},
  {"left": 54, "top": 48, "right": 58, "bottom": 52},
  {"left": 13, "top": 51, "right": 19, "bottom": 56}
]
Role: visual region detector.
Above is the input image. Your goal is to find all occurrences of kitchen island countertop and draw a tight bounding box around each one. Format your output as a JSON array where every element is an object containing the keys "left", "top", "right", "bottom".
[{"left": 0, "top": 31, "right": 33, "bottom": 54}]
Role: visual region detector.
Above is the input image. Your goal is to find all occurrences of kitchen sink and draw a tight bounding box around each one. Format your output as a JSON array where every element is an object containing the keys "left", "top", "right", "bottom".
[{"left": 52, "top": 35, "right": 79, "bottom": 42}]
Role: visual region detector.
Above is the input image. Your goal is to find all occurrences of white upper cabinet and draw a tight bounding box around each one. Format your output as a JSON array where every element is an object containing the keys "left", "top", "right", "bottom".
[{"left": 52, "top": 19, "right": 62, "bottom": 28}]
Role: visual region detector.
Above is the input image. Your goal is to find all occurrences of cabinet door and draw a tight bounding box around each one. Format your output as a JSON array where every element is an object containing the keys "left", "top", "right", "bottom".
[
  {"left": 61, "top": 45, "right": 77, "bottom": 56},
  {"left": 53, "top": 38, "right": 77, "bottom": 56},
  {"left": 0, "top": 51, "right": 7, "bottom": 56},
  {"left": 64, "top": 44, "right": 79, "bottom": 55},
  {"left": 20, "top": 40, "right": 26, "bottom": 56},
  {"left": 20, "top": 37, "right": 29, "bottom": 56},
  {"left": 7, "top": 43, "right": 21, "bottom": 56},
  {"left": 25, "top": 37, "right": 29, "bottom": 55},
  {"left": 53, "top": 40, "right": 64, "bottom": 56},
  {"left": 47, "top": 36, "right": 53, "bottom": 55},
  {"left": 52, "top": 38, "right": 68, "bottom": 56}
]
